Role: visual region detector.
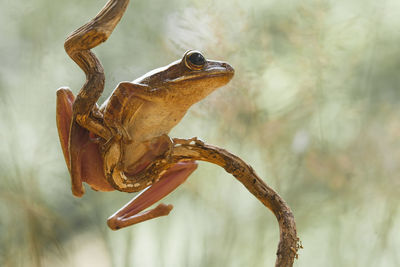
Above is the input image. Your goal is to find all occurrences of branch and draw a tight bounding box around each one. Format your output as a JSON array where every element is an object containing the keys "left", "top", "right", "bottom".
[
  {"left": 124, "top": 138, "right": 301, "bottom": 266},
  {"left": 64, "top": 0, "right": 130, "bottom": 115},
  {"left": 64, "top": 0, "right": 130, "bottom": 140}
]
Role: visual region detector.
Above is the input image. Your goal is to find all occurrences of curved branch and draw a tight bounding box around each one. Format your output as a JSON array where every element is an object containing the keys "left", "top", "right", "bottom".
[
  {"left": 64, "top": 0, "right": 130, "bottom": 139},
  {"left": 124, "top": 138, "right": 301, "bottom": 266}
]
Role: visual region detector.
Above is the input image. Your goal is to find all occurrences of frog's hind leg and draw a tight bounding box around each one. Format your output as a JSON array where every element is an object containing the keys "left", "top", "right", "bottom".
[
  {"left": 56, "top": 88, "right": 75, "bottom": 169},
  {"left": 57, "top": 88, "right": 113, "bottom": 197},
  {"left": 56, "top": 88, "right": 86, "bottom": 196},
  {"left": 107, "top": 161, "right": 198, "bottom": 230}
]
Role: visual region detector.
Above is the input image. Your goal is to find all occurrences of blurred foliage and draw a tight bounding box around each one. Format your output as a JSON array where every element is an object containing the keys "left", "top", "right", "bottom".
[{"left": 0, "top": 0, "right": 399, "bottom": 266}]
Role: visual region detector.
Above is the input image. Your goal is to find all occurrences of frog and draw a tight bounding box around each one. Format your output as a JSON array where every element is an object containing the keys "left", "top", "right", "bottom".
[
  {"left": 56, "top": 0, "right": 234, "bottom": 230},
  {"left": 56, "top": 49, "right": 234, "bottom": 229}
]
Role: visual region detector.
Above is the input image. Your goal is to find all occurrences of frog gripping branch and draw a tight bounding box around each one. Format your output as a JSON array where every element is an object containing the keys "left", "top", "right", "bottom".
[{"left": 56, "top": 0, "right": 300, "bottom": 266}]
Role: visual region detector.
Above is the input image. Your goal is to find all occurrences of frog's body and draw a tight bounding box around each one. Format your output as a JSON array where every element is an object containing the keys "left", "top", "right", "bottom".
[
  {"left": 57, "top": 51, "right": 233, "bottom": 229},
  {"left": 97, "top": 52, "right": 234, "bottom": 190},
  {"left": 57, "top": 50, "right": 233, "bottom": 195},
  {"left": 102, "top": 56, "right": 234, "bottom": 143}
]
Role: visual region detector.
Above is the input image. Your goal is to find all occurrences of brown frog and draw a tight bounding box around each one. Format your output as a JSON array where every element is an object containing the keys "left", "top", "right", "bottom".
[{"left": 56, "top": 50, "right": 234, "bottom": 229}]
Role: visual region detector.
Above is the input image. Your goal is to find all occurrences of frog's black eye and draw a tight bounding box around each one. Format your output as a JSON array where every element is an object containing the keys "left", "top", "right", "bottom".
[
  {"left": 189, "top": 52, "right": 205, "bottom": 66},
  {"left": 184, "top": 50, "right": 206, "bottom": 70}
]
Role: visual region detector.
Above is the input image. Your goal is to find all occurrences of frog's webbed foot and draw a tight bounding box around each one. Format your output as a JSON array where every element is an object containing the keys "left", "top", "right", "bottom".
[{"left": 107, "top": 161, "right": 197, "bottom": 230}]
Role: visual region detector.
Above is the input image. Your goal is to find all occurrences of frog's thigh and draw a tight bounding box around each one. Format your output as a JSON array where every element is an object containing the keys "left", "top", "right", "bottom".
[
  {"left": 80, "top": 141, "right": 115, "bottom": 192},
  {"left": 56, "top": 88, "right": 75, "bottom": 168},
  {"left": 107, "top": 161, "right": 198, "bottom": 230},
  {"left": 147, "top": 161, "right": 198, "bottom": 202},
  {"left": 56, "top": 88, "right": 85, "bottom": 197}
]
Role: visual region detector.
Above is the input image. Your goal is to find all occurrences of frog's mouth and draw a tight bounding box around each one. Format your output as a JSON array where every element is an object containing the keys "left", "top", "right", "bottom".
[
  {"left": 168, "top": 72, "right": 229, "bottom": 83},
  {"left": 168, "top": 62, "right": 234, "bottom": 83}
]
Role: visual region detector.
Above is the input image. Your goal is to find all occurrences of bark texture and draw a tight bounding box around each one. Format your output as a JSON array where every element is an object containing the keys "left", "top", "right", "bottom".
[{"left": 124, "top": 138, "right": 301, "bottom": 266}]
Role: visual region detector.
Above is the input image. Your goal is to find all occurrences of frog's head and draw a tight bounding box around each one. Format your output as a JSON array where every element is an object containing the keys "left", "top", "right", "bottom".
[{"left": 134, "top": 50, "right": 234, "bottom": 105}]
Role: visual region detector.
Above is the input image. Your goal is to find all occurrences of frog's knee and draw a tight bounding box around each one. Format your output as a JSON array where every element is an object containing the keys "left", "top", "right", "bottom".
[{"left": 56, "top": 87, "right": 74, "bottom": 100}]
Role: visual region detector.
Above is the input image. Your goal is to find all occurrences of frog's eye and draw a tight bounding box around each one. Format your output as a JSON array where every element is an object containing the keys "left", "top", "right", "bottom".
[{"left": 184, "top": 50, "right": 206, "bottom": 70}]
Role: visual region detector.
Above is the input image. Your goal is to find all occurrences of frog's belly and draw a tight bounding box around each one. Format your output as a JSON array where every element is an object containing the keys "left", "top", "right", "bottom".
[
  {"left": 123, "top": 103, "right": 187, "bottom": 168},
  {"left": 126, "top": 103, "right": 186, "bottom": 141}
]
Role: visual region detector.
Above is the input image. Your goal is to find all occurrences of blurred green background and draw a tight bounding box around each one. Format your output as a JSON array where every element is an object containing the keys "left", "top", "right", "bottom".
[{"left": 1, "top": 0, "right": 399, "bottom": 266}]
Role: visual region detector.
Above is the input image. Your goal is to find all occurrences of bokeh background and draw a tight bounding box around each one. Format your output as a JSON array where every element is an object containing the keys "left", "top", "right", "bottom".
[{"left": 1, "top": 0, "right": 399, "bottom": 266}]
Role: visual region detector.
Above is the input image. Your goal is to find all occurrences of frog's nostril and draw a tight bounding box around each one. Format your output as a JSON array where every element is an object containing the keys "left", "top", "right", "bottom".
[{"left": 223, "top": 63, "right": 235, "bottom": 75}]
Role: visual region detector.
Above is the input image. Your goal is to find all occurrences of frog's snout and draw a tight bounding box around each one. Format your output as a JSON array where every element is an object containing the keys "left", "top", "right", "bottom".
[
  {"left": 220, "top": 62, "right": 234, "bottom": 82},
  {"left": 222, "top": 62, "right": 235, "bottom": 75}
]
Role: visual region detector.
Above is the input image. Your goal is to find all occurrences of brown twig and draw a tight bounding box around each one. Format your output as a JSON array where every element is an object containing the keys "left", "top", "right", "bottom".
[
  {"left": 124, "top": 138, "right": 301, "bottom": 266},
  {"left": 64, "top": 0, "right": 130, "bottom": 140}
]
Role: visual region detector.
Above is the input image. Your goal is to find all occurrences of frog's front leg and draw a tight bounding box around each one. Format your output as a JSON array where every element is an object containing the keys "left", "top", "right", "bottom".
[
  {"left": 117, "top": 82, "right": 170, "bottom": 102},
  {"left": 102, "top": 80, "right": 174, "bottom": 147},
  {"left": 107, "top": 161, "right": 197, "bottom": 230}
]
